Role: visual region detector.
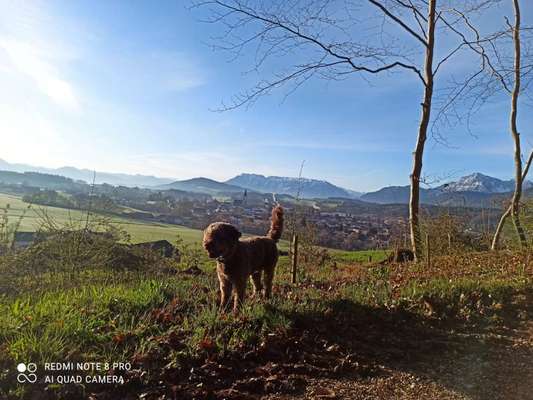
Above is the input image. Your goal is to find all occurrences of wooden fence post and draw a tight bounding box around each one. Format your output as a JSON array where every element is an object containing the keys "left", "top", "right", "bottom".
[
  {"left": 291, "top": 234, "right": 298, "bottom": 284},
  {"left": 425, "top": 233, "right": 431, "bottom": 269}
]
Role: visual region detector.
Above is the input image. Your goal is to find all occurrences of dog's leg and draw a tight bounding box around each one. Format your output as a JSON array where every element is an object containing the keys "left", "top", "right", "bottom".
[
  {"left": 250, "top": 272, "right": 263, "bottom": 298},
  {"left": 219, "top": 277, "right": 233, "bottom": 313},
  {"left": 233, "top": 278, "right": 246, "bottom": 313},
  {"left": 263, "top": 265, "right": 275, "bottom": 299}
]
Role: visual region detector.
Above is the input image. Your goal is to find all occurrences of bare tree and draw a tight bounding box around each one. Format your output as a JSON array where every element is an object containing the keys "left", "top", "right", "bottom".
[
  {"left": 492, "top": 149, "right": 532, "bottom": 249},
  {"left": 434, "top": 0, "right": 533, "bottom": 249},
  {"left": 495, "top": 0, "right": 529, "bottom": 248},
  {"left": 290, "top": 159, "right": 305, "bottom": 284},
  {"left": 192, "top": 0, "right": 496, "bottom": 260}
]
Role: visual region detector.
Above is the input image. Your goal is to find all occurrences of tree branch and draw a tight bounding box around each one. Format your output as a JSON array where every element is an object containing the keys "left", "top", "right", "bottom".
[
  {"left": 367, "top": 0, "right": 428, "bottom": 46},
  {"left": 439, "top": 8, "right": 513, "bottom": 93}
]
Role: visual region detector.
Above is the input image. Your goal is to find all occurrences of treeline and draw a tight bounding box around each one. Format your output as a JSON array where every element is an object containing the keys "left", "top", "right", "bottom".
[
  {"left": 0, "top": 170, "right": 86, "bottom": 191},
  {"left": 22, "top": 191, "right": 120, "bottom": 214}
]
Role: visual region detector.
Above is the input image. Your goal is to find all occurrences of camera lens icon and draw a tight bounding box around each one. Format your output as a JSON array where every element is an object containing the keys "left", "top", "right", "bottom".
[{"left": 17, "top": 363, "right": 37, "bottom": 384}]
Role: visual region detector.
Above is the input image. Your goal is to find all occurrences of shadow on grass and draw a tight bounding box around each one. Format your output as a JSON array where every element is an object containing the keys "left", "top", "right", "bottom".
[
  {"left": 126, "top": 293, "right": 532, "bottom": 400},
  {"left": 266, "top": 291, "right": 532, "bottom": 400}
]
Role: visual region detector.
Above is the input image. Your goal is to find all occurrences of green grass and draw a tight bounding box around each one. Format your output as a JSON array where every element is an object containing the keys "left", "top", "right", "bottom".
[
  {"left": 330, "top": 248, "right": 389, "bottom": 263},
  {"left": 0, "top": 192, "right": 202, "bottom": 244},
  {"left": 1, "top": 193, "right": 531, "bottom": 399},
  {"left": 0, "top": 242, "right": 530, "bottom": 399},
  {"left": 1, "top": 252, "right": 527, "bottom": 365}
]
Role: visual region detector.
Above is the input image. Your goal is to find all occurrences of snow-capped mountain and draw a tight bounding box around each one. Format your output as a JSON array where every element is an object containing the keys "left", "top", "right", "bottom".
[
  {"left": 437, "top": 172, "right": 532, "bottom": 193},
  {"left": 360, "top": 172, "right": 532, "bottom": 206},
  {"left": 225, "top": 173, "right": 362, "bottom": 199}
]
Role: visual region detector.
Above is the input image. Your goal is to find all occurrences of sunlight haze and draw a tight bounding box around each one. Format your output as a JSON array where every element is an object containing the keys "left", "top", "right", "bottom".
[{"left": 1, "top": 0, "right": 532, "bottom": 191}]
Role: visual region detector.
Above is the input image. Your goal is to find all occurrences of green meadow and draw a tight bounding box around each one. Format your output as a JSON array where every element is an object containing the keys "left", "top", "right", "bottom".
[
  {"left": 0, "top": 192, "right": 304, "bottom": 251},
  {"left": 0, "top": 192, "right": 202, "bottom": 244}
]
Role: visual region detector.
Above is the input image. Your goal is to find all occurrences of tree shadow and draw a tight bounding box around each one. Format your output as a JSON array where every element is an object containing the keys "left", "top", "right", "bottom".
[{"left": 266, "top": 292, "right": 532, "bottom": 400}]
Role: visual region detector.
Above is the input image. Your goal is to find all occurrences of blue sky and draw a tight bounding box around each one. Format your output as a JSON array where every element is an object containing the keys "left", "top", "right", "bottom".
[{"left": 0, "top": 0, "right": 532, "bottom": 192}]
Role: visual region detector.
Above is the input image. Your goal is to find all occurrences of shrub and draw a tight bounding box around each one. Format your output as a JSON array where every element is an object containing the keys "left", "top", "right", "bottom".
[
  {"left": 0, "top": 203, "right": 30, "bottom": 255},
  {"left": 421, "top": 213, "right": 490, "bottom": 256}
]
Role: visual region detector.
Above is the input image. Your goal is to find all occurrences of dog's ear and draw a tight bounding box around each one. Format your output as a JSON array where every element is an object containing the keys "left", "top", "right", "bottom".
[{"left": 225, "top": 224, "right": 242, "bottom": 242}]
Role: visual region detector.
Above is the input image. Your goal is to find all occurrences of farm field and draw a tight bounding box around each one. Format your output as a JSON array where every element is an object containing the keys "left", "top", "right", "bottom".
[
  {"left": 0, "top": 193, "right": 292, "bottom": 248},
  {"left": 330, "top": 248, "right": 388, "bottom": 264},
  {"left": 0, "top": 192, "right": 203, "bottom": 244}
]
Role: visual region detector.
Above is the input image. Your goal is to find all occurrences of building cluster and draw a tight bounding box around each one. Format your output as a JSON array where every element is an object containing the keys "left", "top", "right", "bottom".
[
  {"left": 306, "top": 211, "right": 406, "bottom": 249},
  {"left": 120, "top": 198, "right": 407, "bottom": 250}
]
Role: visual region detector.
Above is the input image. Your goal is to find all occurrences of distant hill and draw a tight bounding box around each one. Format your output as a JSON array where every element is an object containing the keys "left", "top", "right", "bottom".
[
  {"left": 0, "top": 170, "right": 85, "bottom": 191},
  {"left": 226, "top": 173, "right": 361, "bottom": 199},
  {"left": 156, "top": 177, "right": 246, "bottom": 196},
  {"left": 0, "top": 159, "right": 174, "bottom": 188},
  {"left": 361, "top": 186, "right": 421, "bottom": 204}
]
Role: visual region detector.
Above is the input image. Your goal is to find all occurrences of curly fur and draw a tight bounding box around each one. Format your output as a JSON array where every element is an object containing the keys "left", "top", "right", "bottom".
[{"left": 203, "top": 206, "right": 284, "bottom": 312}]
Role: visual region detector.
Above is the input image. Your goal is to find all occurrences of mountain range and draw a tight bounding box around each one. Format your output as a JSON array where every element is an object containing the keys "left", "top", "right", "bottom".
[
  {"left": 360, "top": 173, "right": 532, "bottom": 206},
  {"left": 160, "top": 172, "right": 531, "bottom": 205},
  {"left": 226, "top": 173, "right": 362, "bottom": 199},
  {"left": 0, "top": 159, "right": 530, "bottom": 205},
  {"left": 156, "top": 174, "right": 359, "bottom": 199},
  {"left": 0, "top": 159, "right": 174, "bottom": 187}
]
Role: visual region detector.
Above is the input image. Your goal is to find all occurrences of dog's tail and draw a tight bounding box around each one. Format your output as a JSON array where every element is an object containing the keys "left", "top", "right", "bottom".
[{"left": 267, "top": 205, "right": 284, "bottom": 242}]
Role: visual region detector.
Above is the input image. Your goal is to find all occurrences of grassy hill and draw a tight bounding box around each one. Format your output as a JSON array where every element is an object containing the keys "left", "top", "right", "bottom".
[
  {"left": 0, "top": 170, "right": 85, "bottom": 191},
  {"left": 0, "top": 192, "right": 203, "bottom": 244},
  {"left": 157, "top": 177, "right": 246, "bottom": 196},
  {"left": 0, "top": 193, "right": 301, "bottom": 251}
]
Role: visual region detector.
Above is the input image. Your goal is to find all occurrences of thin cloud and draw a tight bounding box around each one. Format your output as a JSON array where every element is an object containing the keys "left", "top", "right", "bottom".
[
  {"left": 124, "top": 151, "right": 240, "bottom": 181},
  {"left": 434, "top": 144, "right": 515, "bottom": 157},
  {"left": 0, "top": 1, "right": 81, "bottom": 111},
  {"left": 0, "top": 37, "right": 79, "bottom": 111},
  {"left": 123, "top": 151, "right": 292, "bottom": 182},
  {"left": 257, "top": 139, "right": 406, "bottom": 153}
]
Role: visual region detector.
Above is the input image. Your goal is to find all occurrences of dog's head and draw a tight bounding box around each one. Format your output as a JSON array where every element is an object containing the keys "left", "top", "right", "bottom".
[{"left": 202, "top": 222, "right": 241, "bottom": 260}]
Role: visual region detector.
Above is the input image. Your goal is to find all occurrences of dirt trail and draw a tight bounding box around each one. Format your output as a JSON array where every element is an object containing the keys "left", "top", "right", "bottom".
[
  {"left": 267, "top": 292, "right": 533, "bottom": 400},
  {"left": 288, "top": 326, "right": 532, "bottom": 399}
]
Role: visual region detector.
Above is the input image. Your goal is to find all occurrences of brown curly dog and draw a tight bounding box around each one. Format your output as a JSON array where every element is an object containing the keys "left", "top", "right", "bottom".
[{"left": 202, "top": 206, "right": 283, "bottom": 313}]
